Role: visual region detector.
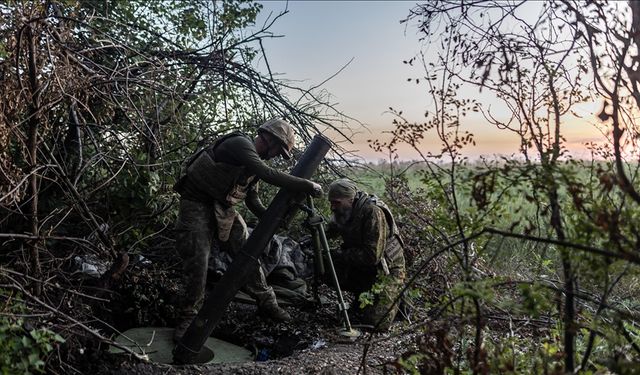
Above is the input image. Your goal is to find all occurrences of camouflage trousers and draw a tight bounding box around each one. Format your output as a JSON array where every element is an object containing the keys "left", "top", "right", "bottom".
[
  {"left": 330, "top": 253, "right": 406, "bottom": 331},
  {"left": 174, "top": 199, "right": 276, "bottom": 318}
]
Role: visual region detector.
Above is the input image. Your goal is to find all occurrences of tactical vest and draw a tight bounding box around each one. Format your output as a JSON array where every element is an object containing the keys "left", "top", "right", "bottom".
[{"left": 174, "top": 132, "right": 256, "bottom": 206}]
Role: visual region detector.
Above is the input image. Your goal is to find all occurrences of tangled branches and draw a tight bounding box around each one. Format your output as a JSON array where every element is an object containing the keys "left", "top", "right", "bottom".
[{"left": 0, "top": 1, "right": 354, "bottom": 370}]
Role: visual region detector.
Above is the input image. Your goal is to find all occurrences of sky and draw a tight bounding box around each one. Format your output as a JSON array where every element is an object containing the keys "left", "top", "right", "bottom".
[{"left": 249, "top": 1, "right": 602, "bottom": 161}]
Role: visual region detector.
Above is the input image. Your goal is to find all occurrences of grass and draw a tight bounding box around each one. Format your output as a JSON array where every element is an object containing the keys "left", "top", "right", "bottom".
[{"left": 337, "top": 159, "right": 640, "bottom": 372}]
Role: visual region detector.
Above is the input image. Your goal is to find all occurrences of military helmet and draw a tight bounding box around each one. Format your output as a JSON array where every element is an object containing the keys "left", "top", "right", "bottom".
[{"left": 258, "top": 118, "right": 296, "bottom": 159}]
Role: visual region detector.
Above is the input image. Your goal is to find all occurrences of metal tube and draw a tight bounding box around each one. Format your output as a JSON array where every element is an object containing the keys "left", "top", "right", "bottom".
[{"left": 173, "top": 135, "right": 331, "bottom": 364}]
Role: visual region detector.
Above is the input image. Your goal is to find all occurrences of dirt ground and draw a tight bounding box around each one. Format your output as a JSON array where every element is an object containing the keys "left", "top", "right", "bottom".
[
  {"left": 92, "top": 288, "right": 417, "bottom": 375},
  {"left": 55, "top": 230, "right": 436, "bottom": 375}
]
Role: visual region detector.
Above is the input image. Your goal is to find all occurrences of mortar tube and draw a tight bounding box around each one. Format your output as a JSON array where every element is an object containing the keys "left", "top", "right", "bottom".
[{"left": 173, "top": 134, "right": 332, "bottom": 364}]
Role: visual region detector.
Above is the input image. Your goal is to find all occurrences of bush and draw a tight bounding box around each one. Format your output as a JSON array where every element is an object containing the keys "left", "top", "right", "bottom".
[{"left": 0, "top": 315, "right": 65, "bottom": 374}]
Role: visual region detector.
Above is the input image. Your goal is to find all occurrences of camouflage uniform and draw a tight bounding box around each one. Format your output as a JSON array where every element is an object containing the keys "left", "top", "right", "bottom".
[
  {"left": 328, "top": 191, "right": 406, "bottom": 331},
  {"left": 173, "top": 132, "right": 315, "bottom": 334}
]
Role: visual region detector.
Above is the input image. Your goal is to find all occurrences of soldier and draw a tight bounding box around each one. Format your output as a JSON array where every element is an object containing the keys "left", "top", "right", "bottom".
[
  {"left": 326, "top": 178, "right": 406, "bottom": 331},
  {"left": 172, "top": 118, "right": 322, "bottom": 342}
]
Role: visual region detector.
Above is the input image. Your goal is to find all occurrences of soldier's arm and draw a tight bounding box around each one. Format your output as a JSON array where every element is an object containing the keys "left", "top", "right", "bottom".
[
  {"left": 245, "top": 181, "right": 267, "bottom": 218},
  {"left": 229, "top": 137, "right": 316, "bottom": 193}
]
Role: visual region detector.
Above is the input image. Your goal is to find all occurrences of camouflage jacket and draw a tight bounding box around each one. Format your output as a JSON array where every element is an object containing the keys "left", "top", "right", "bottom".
[{"left": 329, "top": 192, "right": 405, "bottom": 276}]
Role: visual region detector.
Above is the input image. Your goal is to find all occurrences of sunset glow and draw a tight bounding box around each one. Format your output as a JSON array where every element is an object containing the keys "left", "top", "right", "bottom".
[{"left": 253, "top": 2, "right": 613, "bottom": 162}]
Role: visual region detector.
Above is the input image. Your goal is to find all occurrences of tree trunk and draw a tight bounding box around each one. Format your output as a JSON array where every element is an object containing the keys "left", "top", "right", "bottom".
[{"left": 25, "top": 25, "right": 41, "bottom": 296}]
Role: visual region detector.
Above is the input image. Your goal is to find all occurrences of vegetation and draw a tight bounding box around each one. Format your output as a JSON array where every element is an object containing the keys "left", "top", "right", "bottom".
[
  {"left": 358, "top": 1, "right": 640, "bottom": 373},
  {"left": 0, "top": 0, "right": 347, "bottom": 371},
  {"left": 1, "top": 0, "right": 640, "bottom": 374},
  {"left": 0, "top": 290, "right": 65, "bottom": 374}
]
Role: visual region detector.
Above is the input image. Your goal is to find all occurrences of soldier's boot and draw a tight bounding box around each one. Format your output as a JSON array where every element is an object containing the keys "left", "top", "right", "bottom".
[
  {"left": 244, "top": 262, "right": 291, "bottom": 322},
  {"left": 255, "top": 291, "right": 292, "bottom": 323}
]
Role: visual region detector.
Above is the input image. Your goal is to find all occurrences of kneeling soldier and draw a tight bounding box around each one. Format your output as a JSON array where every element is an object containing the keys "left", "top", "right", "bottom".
[{"left": 326, "top": 178, "right": 406, "bottom": 331}]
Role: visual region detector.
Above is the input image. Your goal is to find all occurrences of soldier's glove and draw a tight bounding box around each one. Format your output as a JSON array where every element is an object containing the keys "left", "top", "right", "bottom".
[{"left": 310, "top": 182, "right": 323, "bottom": 198}]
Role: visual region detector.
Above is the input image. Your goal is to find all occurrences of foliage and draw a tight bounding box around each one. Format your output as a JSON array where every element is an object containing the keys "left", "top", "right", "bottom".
[
  {"left": 358, "top": 0, "right": 640, "bottom": 373},
  {"left": 0, "top": 0, "right": 348, "bottom": 371},
  {"left": 0, "top": 0, "right": 347, "bottom": 260},
  {"left": 357, "top": 273, "right": 395, "bottom": 309},
  {"left": 0, "top": 292, "right": 65, "bottom": 374},
  {"left": 5, "top": 0, "right": 640, "bottom": 373}
]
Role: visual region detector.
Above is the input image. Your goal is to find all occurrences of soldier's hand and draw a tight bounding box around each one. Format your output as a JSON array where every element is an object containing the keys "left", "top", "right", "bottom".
[{"left": 310, "top": 182, "right": 323, "bottom": 197}]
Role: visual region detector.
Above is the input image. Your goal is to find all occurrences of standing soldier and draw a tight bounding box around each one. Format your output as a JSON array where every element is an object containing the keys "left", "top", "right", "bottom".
[
  {"left": 172, "top": 119, "right": 322, "bottom": 342},
  {"left": 326, "top": 178, "right": 406, "bottom": 331}
]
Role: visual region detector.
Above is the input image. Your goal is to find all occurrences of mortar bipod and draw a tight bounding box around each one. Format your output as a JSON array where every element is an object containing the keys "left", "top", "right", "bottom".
[{"left": 301, "top": 196, "right": 360, "bottom": 338}]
